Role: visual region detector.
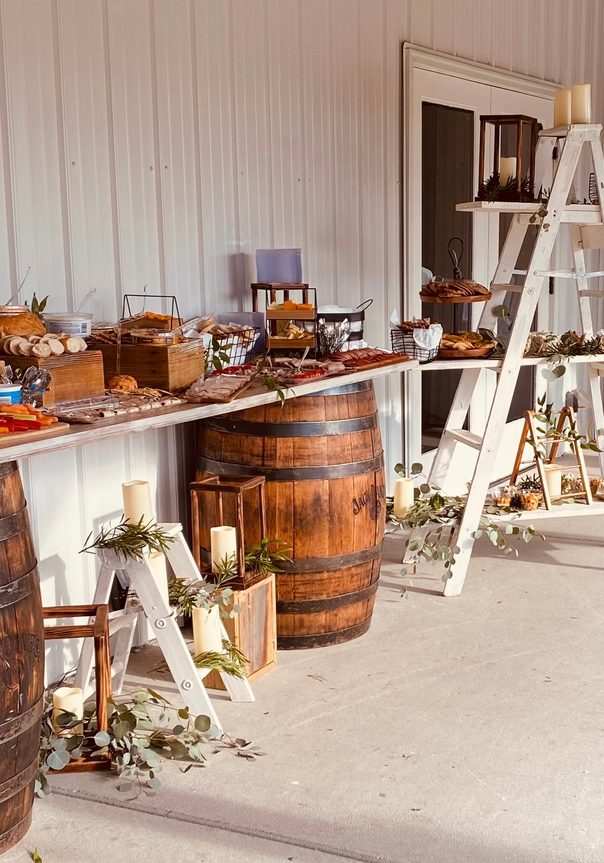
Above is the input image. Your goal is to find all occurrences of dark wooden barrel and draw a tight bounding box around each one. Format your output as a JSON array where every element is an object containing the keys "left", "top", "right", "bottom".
[
  {"left": 0, "top": 462, "right": 44, "bottom": 853},
  {"left": 196, "top": 381, "right": 386, "bottom": 648}
]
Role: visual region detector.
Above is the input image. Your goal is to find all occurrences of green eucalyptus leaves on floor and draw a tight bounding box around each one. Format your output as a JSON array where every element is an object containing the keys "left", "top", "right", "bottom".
[
  {"left": 37, "top": 686, "right": 265, "bottom": 799},
  {"left": 388, "top": 464, "right": 543, "bottom": 586}
]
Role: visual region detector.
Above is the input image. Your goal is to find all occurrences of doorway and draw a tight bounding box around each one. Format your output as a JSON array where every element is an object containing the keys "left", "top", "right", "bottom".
[{"left": 402, "top": 46, "right": 557, "bottom": 480}]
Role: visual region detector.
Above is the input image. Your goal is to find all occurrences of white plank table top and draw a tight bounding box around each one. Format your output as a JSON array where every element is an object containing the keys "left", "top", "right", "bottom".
[{"left": 0, "top": 358, "right": 418, "bottom": 463}]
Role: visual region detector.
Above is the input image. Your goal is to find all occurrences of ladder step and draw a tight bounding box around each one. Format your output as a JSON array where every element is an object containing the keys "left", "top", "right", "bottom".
[
  {"left": 578, "top": 289, "right": 604, "bottom": 298},
  {"left": 491, "top": 283, "right": 524, "bottom": 294},
  {"left": 445, "top": 429, "right": 483, "bottom": 449},
  {"left": 534, "top": 269, "right": 604, "bottom": 279}
]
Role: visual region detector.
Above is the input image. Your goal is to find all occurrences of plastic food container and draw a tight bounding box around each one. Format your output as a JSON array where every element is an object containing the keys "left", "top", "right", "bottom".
[
  {"left": 43, "top": 313, "right": 93, "bottom": 337},
  {"left": 0, "top": 384, "right": 22, "bottom": 405},
  {"left": 0, "top": 306, "right": 29, "bottom": 316}
]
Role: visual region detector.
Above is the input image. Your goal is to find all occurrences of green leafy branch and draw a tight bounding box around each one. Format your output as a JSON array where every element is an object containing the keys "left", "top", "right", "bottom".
[
  {"left": 80, "top": 517, "right": 174, "bottom": 560},
  {"left": 389, "top": 465, "right": 543, "bottom": 584},
  {"left": 245, "top": 537, "right": 291, "bottom": 575}
]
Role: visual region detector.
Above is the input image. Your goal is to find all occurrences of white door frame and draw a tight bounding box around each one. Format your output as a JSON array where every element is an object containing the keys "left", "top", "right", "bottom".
[{"left": 402, "top": 44, "right": 559, "bottom": 467}]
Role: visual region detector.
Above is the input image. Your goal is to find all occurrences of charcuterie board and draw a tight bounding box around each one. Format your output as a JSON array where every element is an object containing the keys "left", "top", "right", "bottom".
[
  {"left": 327, "top": 350, "right": 410, "bottom": 372},
  {"left": 0, "top": 422, "right": 70, "bottom": 447}
]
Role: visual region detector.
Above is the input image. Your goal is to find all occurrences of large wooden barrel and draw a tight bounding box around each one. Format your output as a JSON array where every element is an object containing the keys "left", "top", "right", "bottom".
[
  {"left": 196, "top": 381, "right": 386, "bottom": 648},
  {"left": 0, "top": 462, "right": 44, "bottom": 852}
]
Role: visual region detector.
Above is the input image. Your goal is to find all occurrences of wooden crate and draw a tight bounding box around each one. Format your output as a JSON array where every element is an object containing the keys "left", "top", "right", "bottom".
[
  {"left": 204, "top": 574, "right": 277, "bottom": 691},
  {"left": 7, "top": 351, "right": 105, "bottom": 406},
  {"left": 88, "top": 341, "right": 204, "bottom": 392}
]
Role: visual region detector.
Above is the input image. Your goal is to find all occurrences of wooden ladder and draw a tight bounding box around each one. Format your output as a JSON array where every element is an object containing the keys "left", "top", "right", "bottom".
[{"left": 424, "top": 123, "right": 604, "bottom": 597}]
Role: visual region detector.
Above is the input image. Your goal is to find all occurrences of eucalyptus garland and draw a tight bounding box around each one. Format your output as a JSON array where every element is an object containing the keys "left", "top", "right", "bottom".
[{"left": 38, "top": 686, "right": 265, "bottom": 798}]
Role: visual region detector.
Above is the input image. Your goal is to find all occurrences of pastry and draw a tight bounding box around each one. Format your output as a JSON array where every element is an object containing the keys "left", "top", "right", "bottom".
[{"left": 108, "top": 374, "right": 139, "bottom": 392}]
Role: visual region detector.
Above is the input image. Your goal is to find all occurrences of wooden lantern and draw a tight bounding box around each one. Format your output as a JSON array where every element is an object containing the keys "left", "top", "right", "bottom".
[
  {"left": 477, "top": 114, "right": 540, "bottom": 202},
  {"left": 190, "top": 474, "right": 267, "bottom": 590}
]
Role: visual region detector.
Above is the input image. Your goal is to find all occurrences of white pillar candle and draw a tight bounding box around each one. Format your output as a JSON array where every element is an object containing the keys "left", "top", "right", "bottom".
[
  {"left": 192, "top": 604, "right": 224, "bottom": 655},
  {"left": 52, "top": 686, "right": 84, "bottom": 730},
  {"left": 543, "top": 464, "right": 562, "bottom": 499},
  {"left": 210, "top": 525, "right": 238, "bottom": 573},
  {"left": 147, "top": 550, "right": 170, "bottom": 607},
  {"left": 122, "top": 480, "right": 154, "bottom": 525},
  {"left": 393, "top": 477, "right": 415, "bottom": 519},
  {"left": 553, "top": 88, "right": 572, "bottom": 126},
  {"left": 499, "top": 156, "right": 517, "bottom": 186},
  {"left": 571, "top": 84, "right": 592, "bottom": 124}
]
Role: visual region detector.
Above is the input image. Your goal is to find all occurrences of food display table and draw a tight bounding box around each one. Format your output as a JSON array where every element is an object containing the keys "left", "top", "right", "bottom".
[{"left": 0, "top": 361, "right": 417, "bottom": 462}]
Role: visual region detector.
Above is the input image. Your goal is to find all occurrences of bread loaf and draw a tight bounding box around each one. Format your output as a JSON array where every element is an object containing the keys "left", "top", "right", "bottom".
[{"left": 0, "top": 311, "right": 45, "bottom": 337}]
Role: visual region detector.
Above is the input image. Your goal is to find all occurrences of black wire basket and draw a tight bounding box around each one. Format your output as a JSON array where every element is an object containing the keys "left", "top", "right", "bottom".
[
  {"left": 205, "top": 326, "right": 262, "bottom": 369},
  {"left": 390, "top": 328, "right": 439, "bottom": 364}
]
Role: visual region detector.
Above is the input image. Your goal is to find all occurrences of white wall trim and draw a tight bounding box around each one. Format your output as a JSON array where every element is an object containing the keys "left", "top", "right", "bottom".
[{"left": 403, "top": 44, "right": 560, "bottom": 99}]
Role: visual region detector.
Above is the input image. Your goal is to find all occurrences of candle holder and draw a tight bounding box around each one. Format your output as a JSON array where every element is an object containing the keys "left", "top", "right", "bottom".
[
  {"left": 43, "top": 604, "right": 112, "bottom": 772},
  {"left": 476, "top": 114, "right": 541, "bottom": 202},
  {"left": 190, "top": 475, "right": 267, "bottom": 589}
]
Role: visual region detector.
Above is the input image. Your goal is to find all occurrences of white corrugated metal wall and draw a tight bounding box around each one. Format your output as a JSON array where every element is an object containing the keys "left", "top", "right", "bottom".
[{"left": 0, "top": 0, "right": 601, "bottom": 668}]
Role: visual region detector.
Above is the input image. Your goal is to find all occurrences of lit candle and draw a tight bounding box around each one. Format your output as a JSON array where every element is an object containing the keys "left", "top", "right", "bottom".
[
  {"left": 52, "top": 686, "right": 84, "bottom": 731},
  {"left": 543, "top": 464, "right": 562, "bottom": 499},
  {"left": 571, "top": 84, "right": 591, "bottom": 124},
  {"left": 122, "top": 480, "right": 154, "bottom": 525},
  {"left": 192, "top": 605, "right": 224, "bottom": 655},
  {"left": 553, "top": 88, "right": 572, "bottom": 127},
  {"left": 210, "top": 525, "right": 238, "bottom": 573},
  {"left": 499, "top": 156, "right": 517, "bottom": 186},
  {"left": 393, "top": 477, "right": 415, "bottom": 519}
]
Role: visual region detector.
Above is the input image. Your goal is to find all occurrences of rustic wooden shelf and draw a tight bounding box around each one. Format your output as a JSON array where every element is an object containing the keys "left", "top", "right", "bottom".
[
  {"left": 456, "top": 201, "right": 602, "bottom": 224},
  {"left": 417, "top": 354, "right": 604, "bottom": 372},
  {"left": 0, "top": 359, "right": 419, "bottom": 463}
]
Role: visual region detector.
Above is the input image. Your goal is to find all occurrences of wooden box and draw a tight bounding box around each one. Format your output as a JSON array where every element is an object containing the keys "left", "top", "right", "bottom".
[
  {"left": 7, "top": 351, "right": 105, "bottom": 406},
  {"left": 204, "top": 574, "right": 277, "bottom": 691},
  {"left": 88, "top": 341, "right": 204, "bottom": 392}
]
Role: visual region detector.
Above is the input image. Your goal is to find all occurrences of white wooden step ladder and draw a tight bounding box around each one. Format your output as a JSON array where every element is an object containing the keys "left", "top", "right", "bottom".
[
  {"left": 421, "top": 124, "right": 604, "bottom": 597},
  {"left": 75, "top": 523, "right": 254, "bottom": 733}
]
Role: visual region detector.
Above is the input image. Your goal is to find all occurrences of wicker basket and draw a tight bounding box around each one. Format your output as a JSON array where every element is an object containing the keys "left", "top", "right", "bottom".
[{"left": 391, "top": 328, "right": 440, "bottom": 364}]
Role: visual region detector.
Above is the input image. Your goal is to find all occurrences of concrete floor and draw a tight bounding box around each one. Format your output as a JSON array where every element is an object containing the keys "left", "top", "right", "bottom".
[{"left": 4, "top": 516, "right": 604, "bottom": 863}]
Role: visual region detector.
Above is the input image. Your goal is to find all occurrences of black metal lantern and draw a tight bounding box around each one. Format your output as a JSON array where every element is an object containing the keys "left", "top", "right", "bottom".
[{"left": 477, "top": 114, "right": 541, "bottom": 202}]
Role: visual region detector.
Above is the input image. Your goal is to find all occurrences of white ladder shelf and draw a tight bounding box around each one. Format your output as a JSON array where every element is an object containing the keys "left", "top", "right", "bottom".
[
  {"left": 75, "top": 523, "right": 254, "bottom": 733},
  {"left": 420, "top": 123, "right": 604, "bottom": 597}
]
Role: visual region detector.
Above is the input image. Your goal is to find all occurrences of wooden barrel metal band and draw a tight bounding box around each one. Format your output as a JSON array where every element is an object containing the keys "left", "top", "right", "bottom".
[
  {"left": 278, "top": 618, "right": 372, "bottom": 649},
  {"left": 278, "top": 542, "right": 383, "bottom": 573},
  {"left": 0, "top": 568, "right": 39, "bottom": 609},
  {"left": 197, "top": 454, "right": 384, "bottom": 481},
  {"left": 0, "top": 697, "right": 44, "bottom": 743},
  {"left": 0, "top": 811, "right": 33, "bottom": 853},
  {"left": 0, "top": 508, "right": 28, "bottom": 542},
  {"left": 318, "top": 381, "right": 371, "bottom": 395},
  {"left": 0, "top": 762, "right": 38, "bottom": 805},
  {"left": 203, "top": 415, "right": 378, "bottom": 437},
  {"left": 277, "top": 581, "right": 379, "bottom": 613}
]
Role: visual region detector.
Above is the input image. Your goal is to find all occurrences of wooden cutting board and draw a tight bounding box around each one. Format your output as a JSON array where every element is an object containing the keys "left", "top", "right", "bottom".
[{"left": 0, "top": 422, "right": 70, "bottom": 448}]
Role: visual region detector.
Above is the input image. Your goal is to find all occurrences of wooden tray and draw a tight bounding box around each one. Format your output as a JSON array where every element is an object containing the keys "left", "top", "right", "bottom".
[
  {"left": 420, "top": 292, "right": 492, "bottom": 304},
  {"left": 438, "top": 345, "right": 496, "bottom": 358},
  {"left": 0, "top": 422, "right": 70, "bottom": 448},
  {"left": 333, "top": 353, "right": 411, "bottom": 372},
  {"left": 265, "top": 309, "right": 316, "bottom": 320},
  {"left": 268, "top": 337, "right": 315, "bottom": 350},
  {"left": 186, "top": 379, "right": 254, "bottom": 404}
]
